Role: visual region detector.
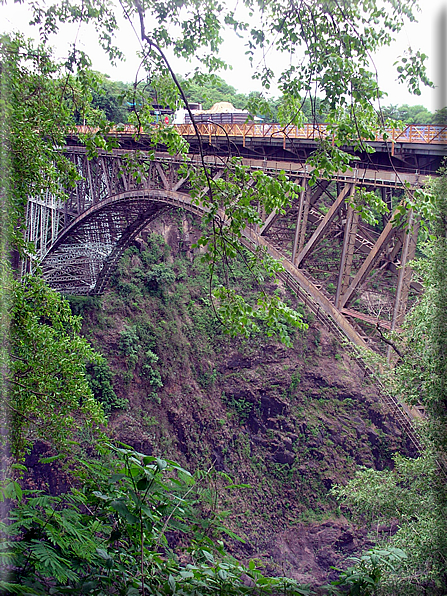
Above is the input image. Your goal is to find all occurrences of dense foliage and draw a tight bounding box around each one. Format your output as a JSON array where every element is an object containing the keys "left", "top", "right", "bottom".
[
  {"left": 332, "top": 174, "right": 447, "bottom": 594},
  {"left": 7, "top": 276, "right": 106, "bottom": 456},
  {"left": 0, "top": 443, "right": 312, "bottom": 595},
  {"left": 1, "top": 0, "right": 446, "bottom": 593}
]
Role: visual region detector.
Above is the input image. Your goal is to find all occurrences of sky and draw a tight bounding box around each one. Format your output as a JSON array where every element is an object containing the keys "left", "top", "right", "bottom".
[{"left": 1, "top": 0, "right": 446, "bottom": 111}]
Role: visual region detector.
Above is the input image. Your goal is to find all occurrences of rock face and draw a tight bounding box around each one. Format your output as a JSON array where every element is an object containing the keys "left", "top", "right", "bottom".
[
  {"left": 73, "top": 214, "right": 415, "bottom": 587},
  {"left": 268, "top": 520, "right": 371, "bottom": 585}
]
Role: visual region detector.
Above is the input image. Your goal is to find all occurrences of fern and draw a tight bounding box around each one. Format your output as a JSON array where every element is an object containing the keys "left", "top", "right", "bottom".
[{"left": 29, "top": 541, "right": 79, "bottom": 583}]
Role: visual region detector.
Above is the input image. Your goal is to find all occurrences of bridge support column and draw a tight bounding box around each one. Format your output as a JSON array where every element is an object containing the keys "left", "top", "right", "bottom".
[
  {"left": 292, "top": 179, "right": 306, "bottom": 264},
  {"left": 387, "top": 209, "right": 419, "bottom": 362},
  {"left": 335, "top": 196, "right": 359, "bottom": 309},
  {"left": 298, "top": 181, "right": 311, "bottom": 255}
]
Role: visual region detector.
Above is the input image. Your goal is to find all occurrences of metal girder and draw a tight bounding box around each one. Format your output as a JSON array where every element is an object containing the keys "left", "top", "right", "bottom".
[
  {"left": 155, "top": 162, "right": 170, "bottom": 190},
  {"left": 335, "top": 200, "right": 359, "bottom": 308},
  {"left": 294, "top": 183, "right": 353, "bottom": 267},
  {"left": 260, "top": 209, "right": 281, "bottom": 236},
  {"left": 291, "top": 179, "right": 306, "bottom": 264},
  {"left": 339, "top": 209, "right": 401, "bottom": 309},
  {"left": 390, "top": 210, "right": 419, "bottom": 331}
]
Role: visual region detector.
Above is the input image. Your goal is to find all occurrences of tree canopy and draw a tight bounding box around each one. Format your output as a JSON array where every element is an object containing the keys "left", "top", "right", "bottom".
[{"left": 1, "top": 1, "right": 446, "bottom": 593}]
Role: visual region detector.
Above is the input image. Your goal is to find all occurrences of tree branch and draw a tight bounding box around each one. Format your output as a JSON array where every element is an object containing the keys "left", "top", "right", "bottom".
[{"left": 376, "top": 323, "right": 403, "bottom": 360}]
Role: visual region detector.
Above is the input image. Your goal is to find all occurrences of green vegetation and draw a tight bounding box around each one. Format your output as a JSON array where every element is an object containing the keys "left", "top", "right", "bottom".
[
  {"left": 332, "top": 175, "right": 447, "bottom": 594},
  {"left": 0, "top": 443, "right": 312, "bottom": 595},
  {"left": 85, "top": 360, "right": 127, "bottom": 414},
  {"left": 7, "top": 275, "right": 106, "bottom": 456},
  {"left": 382, "top": 104, "right": 444, "bottom": 125},
  {"left": 1, "top": 0, "right": 446, "bottom": 594}
]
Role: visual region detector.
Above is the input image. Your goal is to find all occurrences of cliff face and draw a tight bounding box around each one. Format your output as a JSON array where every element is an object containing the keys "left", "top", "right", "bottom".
[{"left": 72, "top": 212, "right": 414, "bottom": 586}]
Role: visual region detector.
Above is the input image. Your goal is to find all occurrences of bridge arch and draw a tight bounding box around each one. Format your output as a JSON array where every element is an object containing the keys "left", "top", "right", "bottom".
[
  {"left": 40, "top": 184, "right": 370, "bottom": 351},
  {"left": 40, "top": 189, "right": 202, "bottom": 295}
]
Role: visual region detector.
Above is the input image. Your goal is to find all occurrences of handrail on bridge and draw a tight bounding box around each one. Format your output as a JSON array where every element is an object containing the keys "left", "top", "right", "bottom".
[{"left": 73, "top": 122, "right": 447, "bottom": 145}]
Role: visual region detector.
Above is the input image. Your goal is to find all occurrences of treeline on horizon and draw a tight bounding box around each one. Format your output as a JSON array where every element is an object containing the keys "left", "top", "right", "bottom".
[{"left": 89, "top": 72, "right": 446, "bottom": 126}]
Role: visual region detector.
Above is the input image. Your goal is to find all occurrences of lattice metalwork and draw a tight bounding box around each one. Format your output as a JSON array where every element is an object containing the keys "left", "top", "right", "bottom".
[{"left": 23, "top": 191, "right": 63, "bottom": 275}]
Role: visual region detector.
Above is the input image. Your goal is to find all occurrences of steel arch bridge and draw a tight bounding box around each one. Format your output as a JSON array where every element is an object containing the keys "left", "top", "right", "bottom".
[{"left": 25, "top": 142, "right": 431, "bottom": 355}]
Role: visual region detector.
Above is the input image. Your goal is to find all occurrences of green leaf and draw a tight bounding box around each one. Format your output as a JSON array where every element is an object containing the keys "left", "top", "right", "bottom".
[
  {"left": 39, "top": 455, "right": 64, "bottom": 464},
  {"left": 168, "top": 574, "right": 176, "bottom": 591}
]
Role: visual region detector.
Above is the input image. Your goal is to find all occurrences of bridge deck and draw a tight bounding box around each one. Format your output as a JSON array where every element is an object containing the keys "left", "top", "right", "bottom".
[{"left": 75, "top": 123, "right": 447, "bottom": 146}]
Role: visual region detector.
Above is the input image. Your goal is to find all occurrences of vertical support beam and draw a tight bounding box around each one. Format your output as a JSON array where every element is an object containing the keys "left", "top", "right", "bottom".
[
  {"left": 389, "top": 210, "right": 419, "bottom": 331},
  {"left": 387, "top": 210, "right": 419, "bottom": 363},
  {"left": 76, "top": 182, "right": 81, "bottom": 214},
  {"left": 298, "top": 182, "right": 313, "bottom": 253},
  {"left": 335, "top": 188, "right": 359, "bottom": 308},
  {"left": 292, "top": 179, "right": 306, "bottom": 264},
  {"left": 294, "top": 180, "right": 330, "bottom": 255},
  {"left": 341, "top": 210, "right": 359, "bottom": 294},
  {"left": 85, "top": 156, "right": 94, "bottom": 205}
]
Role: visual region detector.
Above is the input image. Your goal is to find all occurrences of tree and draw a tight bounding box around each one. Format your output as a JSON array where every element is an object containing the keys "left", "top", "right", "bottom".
[
  {"left": 381, "top": 104, "right": 434, "bottom": 125},
  {"left": 181, "top": 74, "right": 248, "bottom": 110},
  {"left": 0, "top": 34, "right": 121, "bottom": 457},
  {"left": 332, "top": 173, "right": 447, "bottom": 593},
  {"left": 88, "top": 72, "right": 131, "bottom": 124},
  {"left": 7, "top": 275, "right": 107, "bottom": 457}
]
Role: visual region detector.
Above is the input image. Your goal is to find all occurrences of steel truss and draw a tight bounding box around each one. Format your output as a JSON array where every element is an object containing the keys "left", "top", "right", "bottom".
[{"left": 25, "top": 147, "right": 429, "bottom": 351}]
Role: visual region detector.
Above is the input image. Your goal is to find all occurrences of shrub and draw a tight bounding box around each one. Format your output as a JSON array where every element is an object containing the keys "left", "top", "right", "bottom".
[
  {"left": 0, "top": 444, "right": 312, "bottom": 595},
  {"left": 85, "top": 361, "right": 128, "bottom": 413}
]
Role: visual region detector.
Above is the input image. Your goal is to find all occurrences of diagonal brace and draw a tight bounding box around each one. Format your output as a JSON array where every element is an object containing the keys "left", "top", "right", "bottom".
[
  {"left": 295, "top": 183, "right": 352, "bottom": 267},
  {"left": 339, "top": 208, "right": 401, "bottom": 309}
]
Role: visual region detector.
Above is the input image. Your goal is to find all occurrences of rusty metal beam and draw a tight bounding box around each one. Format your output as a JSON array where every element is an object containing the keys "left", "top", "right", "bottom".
[
  {"left": 335, "top": 194, "right": 359, "bottom": 308},
  {"left": 291, "top": 179, "right": 306, "bottom": 264},
  {"left": 260, "top": 208, "right": 281, "bottom": 236},
  {"left": 85, "top": 157, "right": 94, "bottom": 203},
  {"left": 339, "top": 209, "right": 401, "bottom": 309},
  {"left": 341, "top": 210, "right": 359, "bottom": 294},
  {"left": 173, "top": 176, "right": 189, "bottom": 192},
  {"left": 241, "top": 227, "right": 369, "bottom": 350},
  {"left": 100, "top": 157, "right": 111, "bottom": 197},
  {"left": 341, "top": 308, "right": 392, "bottom": 330},
  {"left": 390, "top": 211, "right": 419, "bottom": 331},
  {"left": 155, "top": 162, "right": 170, "bottom": 190},
  {"left": 298, "top": 183, "right": 313, "bottom": 253},
  {"left": 295, "top": 183, "right": 352, "bottom": 267}
]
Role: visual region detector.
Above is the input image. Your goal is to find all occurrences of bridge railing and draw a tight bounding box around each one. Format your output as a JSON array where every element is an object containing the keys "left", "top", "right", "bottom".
[
  {"left": 177, "top": 122, "right": 447, "bottom": 144},
  {"left": 73, "top": 123, "right": 447, "bottom": 145}
]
